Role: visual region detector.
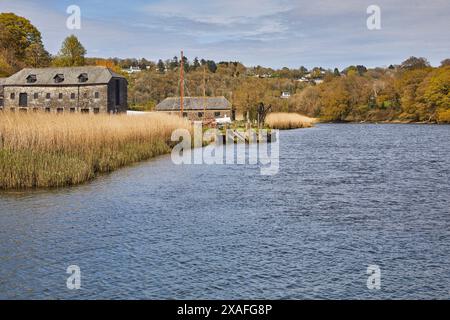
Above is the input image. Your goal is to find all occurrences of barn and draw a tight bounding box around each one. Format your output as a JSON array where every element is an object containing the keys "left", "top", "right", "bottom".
[
  {"left": 0, "top": 66, "right": 127, "bottom": 113},
  {"left": 155, "top": 96, "right": 233, "bottom": 120}
]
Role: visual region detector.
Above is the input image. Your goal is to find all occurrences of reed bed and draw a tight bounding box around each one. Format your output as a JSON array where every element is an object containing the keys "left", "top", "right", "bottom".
[
  {"left": 266, "top": 113, "right": 317, "bottom": 130},
  {"left": 0, "top": 112, "right": 191, "bottom": 189}
]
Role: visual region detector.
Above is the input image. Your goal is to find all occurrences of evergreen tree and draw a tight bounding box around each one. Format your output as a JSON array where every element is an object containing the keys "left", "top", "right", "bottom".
[{"left": 157, "top": 59, "right": 165, "bottom": 73}]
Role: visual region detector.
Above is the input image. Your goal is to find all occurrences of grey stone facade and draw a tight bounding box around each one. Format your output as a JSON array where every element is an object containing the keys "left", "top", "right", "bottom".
[
  {"left": 156, "top": 96, "right": 232, "bottom": 121},
  {"left": 0, "top": 67, "right": 127, "bottom": 114},
  {"left": 160, "top": 110, "right": 231, "bottom": 121}
]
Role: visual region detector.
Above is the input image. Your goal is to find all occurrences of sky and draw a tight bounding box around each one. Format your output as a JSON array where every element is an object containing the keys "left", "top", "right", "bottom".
[{"left": 0, "top": 0, "right": 449, "bottom": 69}]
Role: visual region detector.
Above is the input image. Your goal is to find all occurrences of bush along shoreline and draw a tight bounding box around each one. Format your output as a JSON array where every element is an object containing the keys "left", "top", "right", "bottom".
[{"left": 0, "top": 113, "right": 191, "bottom": 190}]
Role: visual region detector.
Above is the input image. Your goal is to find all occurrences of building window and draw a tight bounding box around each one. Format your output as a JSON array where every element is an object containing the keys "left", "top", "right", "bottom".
[
  {"left": 26, "top": 74, "right": 37, "bottom": 83},
  {"left": 54, "top": 74, "right": 64, "bottom": 83},
  {"left": 83, "top": 92, "right": 88, "bottom": 98},
  {"left": 198, "top": 112, "right": 204, "bottom": 117},
  {"left": 94, "top": 92, "right": 99, "bottom": 99},
  {"left": 58, "top": 93, "right": 63, "bottom": 99},
  {"left": 10, "top": 108, "right": 15, "bottom": 112},
  {"left": 70, "top": 108, "right": 76, "bottom": 113},
  {"left": 214, "top": 112, "right": 221, "bottom": 117},
  {"left": 34, "top": 93, "right": 39, "bottom": 99},
  {"left": 81, "top": 109, "right": 89, "bottom": 114},
  {"left": 33, "top": 108, "right": 39, "bottom": 112},
  {"left": 93, "top": 108, "right": 100, "bottom": 114},
  {"left": 78, "top": 73, "right": 88, "bottom": 83},
  {"left": 19, "top": 108, "right": 28, "bottom": 113},
  {"left": 71, "top": 93, "right": 76, "bottom": 99},
  {"left": 46, "top": 93, "right": 51, "bottom": 99},
  {"left": 183, "top": 112, "right": 188, "bottom": 117},
  {"left": 57, "top": 108, "right": 64, "bottom": 113},
  {"left": 45, "top": 108, "right": 50, "bottom": 113},
  {"left": 10, "top": 93, "right": 15, "bottom": 100}
]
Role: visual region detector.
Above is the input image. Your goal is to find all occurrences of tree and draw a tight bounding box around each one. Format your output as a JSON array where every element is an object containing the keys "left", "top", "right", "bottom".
[
  {"left": 299, "top": 66, "right": 308, "bottom": 74},
  {"left": 181, "top": 55, "right": 189, "bottom": 73},
  {"left": 206, "top": 60, "right": 217, "bottom": 73},
  {"left": 157, "top": 59, "right": 165, "bottom": 73},
  {"left": 94, "top": 59, "right": 122, "bottom": 74},
  {"left": 53, "top": 35, "right": 86, "bottom": 67},
  {"left": 193, "top": 57, "right": 201, "bottom": 70},
  {"left": 400, "top": 56, "right": 430, "bottom": 70},
  {"left": 0, "top": 12, "right": 50, "bottom": 74},
  {"left": 0, "top": 53, "right": 14, "bottom": 77},
  {"left": 356, "top": 65, "right": 367, "bottom": 75},
  {"left": 440, "top": 59, "right": 450, "bottom": 67},
  {"left": 333, "top": 68, "right": 341, "bottom": 76},
  {"left": 415, "top": 66, "right": 450, "bottom": 121},
  {"left": 25, "top": 42, "right": 50, "bottom": 67},
  {"left": 169, "top": 56, "right": 179, "bottom": 70}
]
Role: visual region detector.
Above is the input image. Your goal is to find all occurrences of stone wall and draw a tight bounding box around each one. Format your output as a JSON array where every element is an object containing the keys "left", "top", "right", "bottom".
[
  {"left": 159, "top": 109, "right": 231, "bottom": 121},
  {"left": 2, "top": 84, "right": 109, "bottom": 113}
]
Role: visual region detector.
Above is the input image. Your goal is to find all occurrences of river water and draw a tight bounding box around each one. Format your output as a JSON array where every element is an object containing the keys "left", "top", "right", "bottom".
[{"left": 0, "top": 124, "right": 449, "bottom": 299}]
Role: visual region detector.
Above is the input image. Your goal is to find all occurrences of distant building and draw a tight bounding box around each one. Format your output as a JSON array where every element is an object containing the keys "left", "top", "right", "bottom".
[
  {"left": 155, "top": 96, "right": 232, "bottom": 120},
  {"left": 1, "top": 66, "right": 127, "bottom": 113},
  {"left": 280, "top": 92, "right": 291, "bottom": 99},
  {"left": 122, "top": 66, "right": 142, "bottom": 74},
  {"left": 296, "top": 77, "right": 309, "bottom": 82}
]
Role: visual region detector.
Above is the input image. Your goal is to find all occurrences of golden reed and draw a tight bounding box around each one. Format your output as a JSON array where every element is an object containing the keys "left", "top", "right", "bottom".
[
  {"left": 0, "top": 112, "right": 191, "bottom": 189},
  {"left": 266, "top": 113, "right": 317, "bottom": 130}
]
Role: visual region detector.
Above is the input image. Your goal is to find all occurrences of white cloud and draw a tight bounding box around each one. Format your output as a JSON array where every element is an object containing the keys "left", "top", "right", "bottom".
[
  {"left": 145, "top": 0, "right": 293, "bottom": 24},
  {"left": 0, "top": 0, "right": 448, "bottom": 68}
]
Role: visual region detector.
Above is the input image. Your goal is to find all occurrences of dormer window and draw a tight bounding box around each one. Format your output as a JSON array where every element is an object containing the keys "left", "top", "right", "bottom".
[
  {"left": 26, "top": 74, "right": 37, "bottom": 83},
  {"left": 78, "top": 73, "right": 88, "bottom": 83},
  {"left": 54, "top": 74, "right": 64, "bottom": 83}
]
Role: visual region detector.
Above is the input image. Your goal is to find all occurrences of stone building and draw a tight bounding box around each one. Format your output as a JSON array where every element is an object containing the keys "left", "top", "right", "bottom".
[
  {"left": 155, "top": 96, "right": 233, "bottom": 120},
  {"left": 0, "top": 78, "right": 5, "bottom": 107},
  {"left": 0, "top": 66, "right": 127, "bottom": 113}
]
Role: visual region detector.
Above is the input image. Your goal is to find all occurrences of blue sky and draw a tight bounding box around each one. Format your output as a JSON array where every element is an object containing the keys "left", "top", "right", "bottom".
[{"left": 1, "top": 0, "right": 449, "bottom": 69}]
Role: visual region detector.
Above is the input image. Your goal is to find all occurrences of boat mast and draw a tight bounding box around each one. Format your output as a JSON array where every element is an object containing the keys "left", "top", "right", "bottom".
[
  {"left": 203, "top": 65, "right": 206, "bottom": 118},
  {"left": 180, "top": 50, "right": 184, "bottom": 117}
]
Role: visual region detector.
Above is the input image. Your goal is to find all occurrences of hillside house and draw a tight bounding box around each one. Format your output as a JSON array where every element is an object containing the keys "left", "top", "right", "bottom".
[{"left": 280, "top": 92, "right": 291, "bottom": 99}]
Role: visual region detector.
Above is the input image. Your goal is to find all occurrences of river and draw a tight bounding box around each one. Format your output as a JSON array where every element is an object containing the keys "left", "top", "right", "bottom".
[{"left": 0, "top": 124, "right": 449, "bottom": 299}]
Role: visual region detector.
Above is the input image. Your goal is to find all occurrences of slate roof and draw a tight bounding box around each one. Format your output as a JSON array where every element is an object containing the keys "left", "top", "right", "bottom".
[
  {"left": 156, "top": 96, "right": 231, "bottom": 111},
  {"left": 3, "top": 66, "right": 125, "bottom": 86}
]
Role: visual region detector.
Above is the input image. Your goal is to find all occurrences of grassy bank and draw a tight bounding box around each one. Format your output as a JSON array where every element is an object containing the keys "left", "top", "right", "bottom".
[
  {"left": 266, "top": 113, "right": 317, "bottom": 130},
  {"left": 0, "top": 113, "right": 191, "bottom": 189}
]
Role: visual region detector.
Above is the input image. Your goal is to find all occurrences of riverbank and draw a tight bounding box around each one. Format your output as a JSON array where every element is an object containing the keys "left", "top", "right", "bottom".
[
  {"left": 266, "top": 113, "right": 317, "bottom": 129},
  {"left": 0, "top": 113, "right": 191, "bottom": 189}
]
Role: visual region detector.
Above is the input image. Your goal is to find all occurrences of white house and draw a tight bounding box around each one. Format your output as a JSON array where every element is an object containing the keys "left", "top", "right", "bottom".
[
  {"left": 280, "top": 92, "right": 291, "bottom": 99},
  {"left": 122, "top": 66, "right": 142, "bottom": 74}
]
